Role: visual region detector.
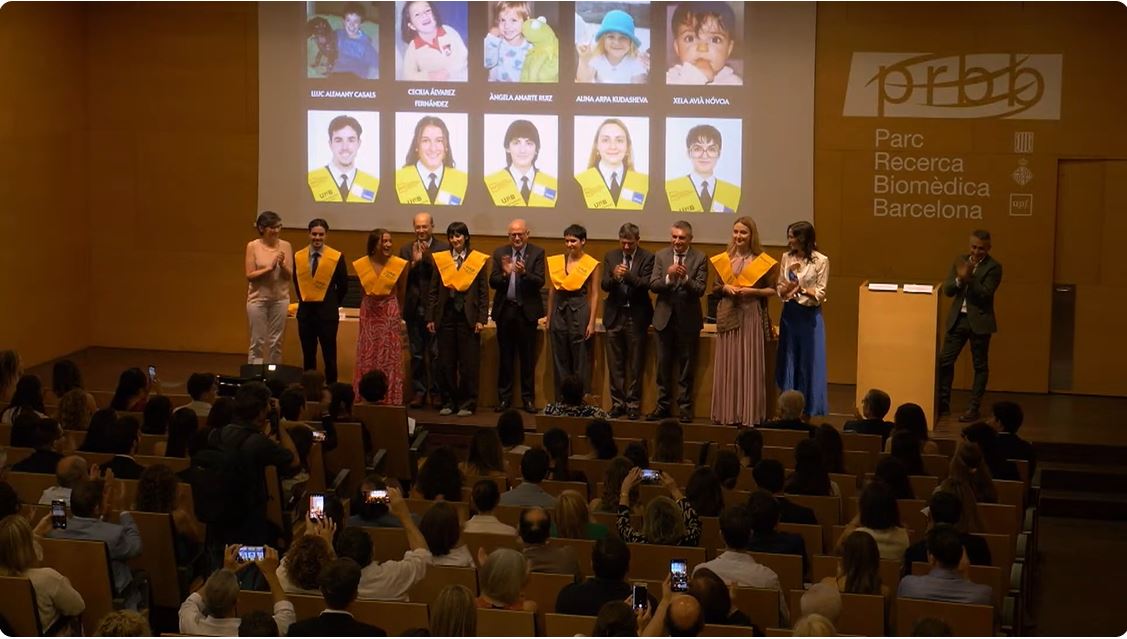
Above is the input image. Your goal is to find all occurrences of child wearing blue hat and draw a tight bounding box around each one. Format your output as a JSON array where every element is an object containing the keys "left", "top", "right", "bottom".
[{"left": 576, "top": 9, "right": 648, "bottom": 84}]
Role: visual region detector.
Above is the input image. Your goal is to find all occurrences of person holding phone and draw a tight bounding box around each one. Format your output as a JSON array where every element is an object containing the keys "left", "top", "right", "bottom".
[
  {"left": 177, "top": 544, "right": 294, "bottom": 635},
  {"left": 555, "top": 536, "right": 656, "bottom": 616},
  {"left": 694, "top": 503, "right": 789, "bottom": 625},
  {"left": 615, "top": 467, "right": 700, "bottom": 546}
]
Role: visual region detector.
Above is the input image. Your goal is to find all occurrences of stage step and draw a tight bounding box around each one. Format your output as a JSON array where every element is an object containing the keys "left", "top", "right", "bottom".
[
  {"left": 1033, "top": 441, "right": 1127, "bottom": 466},
  {"left": 1039, "top": 463, "right": 1127, "bottom": 494},
  {"left": 1038, "top": 489, "right": 1127, "bottom": 520}
]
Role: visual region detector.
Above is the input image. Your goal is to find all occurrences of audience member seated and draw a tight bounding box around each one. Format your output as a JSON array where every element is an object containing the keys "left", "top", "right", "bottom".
[
  {"left": 56, "top": 388, "right": 96, "bottom": 432},
  {"left": 836, "top": 480, "right": 909, "bottom": 561},
  {"left": 617, "top": 468, "right": 701, "bottom": 546},
  {"left": 590, "top": 456, "right": 640, "bottom": 516},
  {"left": 459, "top": 428, "right": 508, "bottom": 479},
  {"left": 520, "top": 506, "right": 581, "bottom": 576},
  {"left": 736, "top": 428, "right": 765, "bottom": 469},
  {"left": 1, "top": 374, "right": 48, "bottom": 427},
  {"left": 753, "top": 459, "right": 818, "bottom": 525},
  {"left": 543, "top": 374, "right": 610, "bottom": 419},
  {"left": 962, "top": 422, "right": 1021, "bottom": 481},
  {"left": 946, "top": 441, "right": 998, "bottom": 504},
  {"left": 653, "top": 419, "right": 691, "bottom": 464},
  {"left": 290, "top": 493, "right": 345, "bottom": 545},
  {"left": 475, "top": 547, "right": 537, "bottom": 612},
  {"left": 0, "top": 350, "right": 20, "bottom": 403},
  {"left": 136, "top": 464, "right": 206, "bottom": 579},
  {"left": 421, "top": 502, "right": 474, "bottom": 567},
  {"left": 747, "top": 490, "right": 808, "bottom": 575},
  {"left": 584, "top": 419, "right": 618, "bottom": 460},
  {"left": 785, "top": 439, "right": 840, "bottom": 497},
  {"left": 79, "top": 408, "right": 117, "bottom": 453},
  {"left": 183, "top": 372, "right": 217, "bottom": 417},
  {"left": 36, "top": 456, "right": 87, "bottom": 506},
  {"left": 759, "top": 390, "right": 815, "bottom": 436},
  {"left": 843, "top": 388, "right": 895, "bottom": 445},
  {"left": 178, "top": 545, "right": 294, "bottom": 636},
  {"left": 101, "top": 416, "right": 145, "bottom": 479},
  {"left": 50, "top": 359, "right": 83, "bottom": 400},
  {"left": 12, "top": 418, "right": 67, "bottom": 474},
  {"left": 799, "top": 582, "right": 842, "bottom": 625},
  {"left": 886, "top": 403, "right": 939, "bottom": 454},
  {"left": 793, "top": 612, "right": 836, "bottom": 637},
  {"left": 896, "top": 525, "right": 992, "bottom": 605},
  {"left": 429, "top": 584, "right": 477, "bottom": 637},
  {"left": 464, "top": 479, "right": 517, "bottom": 535},
  {"left": 553, "top": 489, "right": 609, "bottom": 540},
  {"left": 889, "top": 429, "right": 927, "bottom": 476},
  {"left": 300, "top": 370, "right": 330, "bottom": 412},
  {"left": 592, "top": 600, "right": 641, "bottom": 637},
  {"left": 935, "top": 477, "right": 985, "bottom": 534},
  {"left": 556, "top": 536, "right": 656, "bottom": 616},
  {"left": 712, "top": 449, "right": 742, "bottom": 491},
  {"left": 500, "top": 448, "right": 558, "bottom": 508},
  {"left": 332, "top": 488, "right": 431, "bottom": 600},
  {"left": 902, "top": 491, "right": 991, "bottom": 574},
  {"left": 356, "top": 370, "right": 389, "bottom": 404},
  {"left": 623, "top": 441, "right": 650, "bottom": 471},
  {"left": 94, "top": 609, "right": 152, "bottom": 636},
  {"left": 141, "top": 395, "right": 173, "bottom": 435},
  {"left": 821, "top": 530, "right": 889, "bottom": 600},
  {"left": 911, "top": 616, "right": 954, "bottom": 636},
  {"left": 163, "top": 407, "right": 200, "bottom": 458},
  {"left": 206, "top": 396, "right": 236, "bottom": 430},
  {"left": 544, "top": 427, "right": 589, "bottom": 483},
  {"left": 990, "top": 401, "right": 1035, "bottom": 474},
  {"left": 46, "top": 478, "right": 144, "bottom": 609},
  {"left": 237, "top": 610, "right": 279, "bottom": 637},
  {"left": 695, "top": 503, "right": 787, "bottom": 624},
  {"left": 691, "top": 567, "right": 757, "bottom": 628},
  {"left": 288, "top": 558, "right": 387, "bottom": 636},
  {"left": 0, "top": 514, "right": 85, "bottom": 633},
  {"left": 685, "top": 466, "right": 725, "bottom": 517},
  {"left": 814, "top": 424, "right": 846, "bottom": 474},
  {"left": 109, "top": 368, "right": 150, "bottom": 412},
  {"left": 278, "top": 387, "right": 307, "bottom": 426},
  {"left": 413, "top": 446, "right": 464, "bottom": 501},
  {"left": 650, "top": 587, "right": 704, "bottom": 637},
  {"left": 496, "top": 409, "right": 529, "bottom": 454},
  {"left": 874, "top": 457, "right": 915, "bottom": 500},
  {"left": 349, "top": 476, "right": 412, "bottom": 528},
  {"left": 0, "top": 483, "right": 18, "bottom": 518},
  {"left": 278, "top": 526, "right": 336, "bottom": 595}
]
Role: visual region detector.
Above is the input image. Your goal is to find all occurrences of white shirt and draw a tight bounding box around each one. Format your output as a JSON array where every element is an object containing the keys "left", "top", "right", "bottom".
[
  {"left": 598, "top": 161, "right": 624, "bottom": 191},
  {"left": 178, "top": 591, "right": 296, "bottom": 636},
  {"left": 463, "top": 514, "right": 517, "bottom": 536},
  {"left": 508, "top": 166, "right": 536, "bottom": 189},
  {"left": 329, "top": 162, "right": 358, "bottom": 192},
  {"left": 689, "top": 172, "right": 714, "bottom": 196},
  {"left": 416, "top": 162, "right": 444, "bottom": 187},
  {"left": 180, "top": 399, "right": 212, "bottom": 418},
  {"left": 429, "top": 544, "right": 475, "bottom": 567},
  {"left": 590, "top": 53, "right": 647, "bottom": 83},
  {"left": 356, "top": 549, "right": 431, "bottom": 601},
  {"left": 26, "top": 567, "right": 85, "bottom": 632},
  {"left": 665, "top": 251, "right": 690, "bottom": 286},
  {"left": 695, "top": 551, "right": 789, "bottom": 625},
  {"left": 38, "top": 485, "right": 72, "bottom": 506}
]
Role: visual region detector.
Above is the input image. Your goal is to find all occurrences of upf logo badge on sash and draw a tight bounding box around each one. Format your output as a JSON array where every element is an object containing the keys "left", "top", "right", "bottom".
[{"left": 842, "top": 53, "right": 1063, "bottom": 120}]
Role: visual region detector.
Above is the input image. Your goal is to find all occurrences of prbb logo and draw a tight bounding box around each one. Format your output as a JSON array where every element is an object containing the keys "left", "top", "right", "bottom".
[{"left": 843, "top": 53, "right": 1062, "bottom": 120}]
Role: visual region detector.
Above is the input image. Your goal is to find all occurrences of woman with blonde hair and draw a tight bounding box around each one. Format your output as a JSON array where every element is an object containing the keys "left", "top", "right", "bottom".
[
  {"left": 553, "top": 489, "right": 609, "bottom": 540},
  {"left": 947, "top": 441, "right": 997, "bottom": 504},
  {"left": 616, "top": 468, "right": 701, "bottom": 546},
  {"left": 0, "top": 514, "right": 85, "bottom": 633},
  {"left": 575, "top": 118, "right": 648, "bottom": 210},
  {"left": 430, "top": 584, "right": 477, "bottom": 636},
  {"left": 476, "top": 547, "right": 537, "bottom": 612}
]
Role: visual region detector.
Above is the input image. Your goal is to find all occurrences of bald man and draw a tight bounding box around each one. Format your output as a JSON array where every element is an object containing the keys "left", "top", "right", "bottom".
[
  {"left": 489, "top": 219, "right": 546, "bottom": 413},
  {"left": 400, "top": 212, "right": 448, "bottom": 408},
  {"left": 38, "top": 455, "right": 90, "bottom": 506},
  {"left": 666, "top": 594, "right": 704, "bottom": 636}
]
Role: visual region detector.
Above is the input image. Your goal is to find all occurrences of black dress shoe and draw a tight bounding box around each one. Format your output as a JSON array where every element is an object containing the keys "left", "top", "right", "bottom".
[
  {"left": 627, "top": 409, "right": 640, "bottom": 420},
  {"left": 645, "top": 410, "right": 670, "bottom": 421},
  {"left": 522, "top": 401, "right": 539, "bottom": 414},
  {"left": 679, "top": 414, "right": 693, "bottom": 424},
  {"left": 494, "top": 401, "right": 511, "bottom": 413},
  {"left": 607, "top": 407, "right": 626, "bottom": 419},
  {"left": 958, "top": 409, "right": 981, "bottom": 423}
]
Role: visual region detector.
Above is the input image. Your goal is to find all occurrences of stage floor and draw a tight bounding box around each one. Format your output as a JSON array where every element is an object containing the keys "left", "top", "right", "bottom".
[{"left": 27, "top": 346, "right": 1127, "bottom": 448}]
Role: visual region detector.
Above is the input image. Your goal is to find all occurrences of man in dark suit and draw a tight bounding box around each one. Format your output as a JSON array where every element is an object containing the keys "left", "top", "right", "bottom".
[
  {"left": 901, "top": 491, "right": 991, "bottom": 576},
  {"left": 399, "top": 212, "right": 448, "bottom": 408},
  {"left": 101, "top": 416, "right": 145, "bottom": 480},
  {"left": 287, "top": 558, "right": 386, "bottom": 636},
  {"left": 990, "top": 400, "right": 1036, "bottom": 476},
  {"left": 293, "top": 218, "right": 350, "bottom": 384},
  {"left": 843, "top": 388, "right": 895, "bottom": 446},
  {"left": 747, "top": 490, "right": 809, "bottom": 579},
  {"left": 937, "top": 229, "right": 1003, "bottom": 422},
  {"left": 600, "top": 223, "right": 654, "bottom": 420},
  {"left": 752, "top": 460, "right": 818, "bottom": 525},
  {"left": 490, "top": 218, "right": 546, "bottom": 414},
  {"left": 10, "top": 418, "right": 65, "bottom": 474},
  {"left": 648, "top": 221, "right": 708, "bottom": 423}
]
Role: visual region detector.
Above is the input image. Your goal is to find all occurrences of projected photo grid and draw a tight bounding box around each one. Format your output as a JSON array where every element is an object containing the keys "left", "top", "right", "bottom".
[{"left": 299, "top": 0, "right": 750, "bottom": 237}]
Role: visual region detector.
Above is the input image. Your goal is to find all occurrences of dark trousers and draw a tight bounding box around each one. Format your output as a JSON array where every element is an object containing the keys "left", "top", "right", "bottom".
[
  {"left": 496, "top": 301, "right": 537, "bottom": 404},
  {"left": 937, "top": 314, "right": 992, "bottom": 411},
  {"left": 297, "top": 310, "right": 340, "bottom": 384},
  {"left": 405, "top": 314, "right": 439, "bottom": 397},
  {"left": 606, "top": 314, "right": 647, "bottom": 411},
  {"left": 438, "top": 312, "right": 479, "bottom": 410},
  {"left": 656, "top": 327, "right": 699, "bottom": 416},
  {"left": 550, "top": 298, "right": 591, "bottom": 398}
]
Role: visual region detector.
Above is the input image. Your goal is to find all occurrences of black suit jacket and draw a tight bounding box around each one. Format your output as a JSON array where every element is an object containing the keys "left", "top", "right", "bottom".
[
  {"left": 287, "top": 611, "right": 386, "bottom": 637},
  {"left": 600, "top": 248, "right": 654, "bottom": 329},
  {"left": 843, "top": 418, "right": 895, "bottom": 446},
  {"left": 489, "top": 243, "right": 546, "bottom": 322},
  {"left": 426, "top": 252, "right": 490, "bottom": 327},
  {"left": 103, "top": 455, "right": 146, "bottom": 480},
  {"left": 776, "top": 496, "right": 819, "bottom": 525},
  {"left": 399, "top": 238, "right": 449, "bottom": 320},
  {"left": 293, "top": 246, "right": 350, "bottom": 319},
  {"left": 902, "top": 533, "right": 992, "bottom": 576},
  {"left": 749, "top": 530, "right": 809, "bottom": 576},
  {"left": 942, "top": 254, "right": 1002, "bottom": 334},
  {"left": 759, "top": 419, "right": 816, "bottom": 438},
  {"left": 11, "top": 450, "right": 64, "bottom": 475},
  {"left": 649, "top": 247, "right": 708, "bottom": 332}
]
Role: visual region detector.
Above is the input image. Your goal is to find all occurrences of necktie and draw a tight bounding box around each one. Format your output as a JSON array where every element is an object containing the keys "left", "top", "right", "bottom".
[
  {"left": 426, "top": 173, "right": 439, "bottom": 203},
  {"left": 609, "top": 172, "right": 622, "bottom": 204},
  {"left": 338, "top": 175, "right": 349, "bottom": 201},
  {"left": 521, "top": 176, "right": 531, "bottom": 204},
  {"left": 455, "top": 253, "right": 464, "bottom": 269},
  {"left": 699, "top": 181, "right": 713, "bottom": 212},
  {"left": 621, "top": 254, "right": 632, "bottom": 298},
  {"left": 310, "top": 251, "right": 320, "bottom": 276},
  {"left": 507, "top": 250, "right": 521, "bottom": 300}
]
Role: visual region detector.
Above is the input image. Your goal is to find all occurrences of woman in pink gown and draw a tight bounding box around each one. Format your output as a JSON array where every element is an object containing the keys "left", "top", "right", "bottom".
[{"left": 353, "top": 228, "right": 406, "bottom": 405}]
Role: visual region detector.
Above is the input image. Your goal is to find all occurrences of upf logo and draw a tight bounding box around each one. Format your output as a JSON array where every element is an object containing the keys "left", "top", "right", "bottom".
[{"left": 843, "top": 52, "right": 1063, "bottom": 120}]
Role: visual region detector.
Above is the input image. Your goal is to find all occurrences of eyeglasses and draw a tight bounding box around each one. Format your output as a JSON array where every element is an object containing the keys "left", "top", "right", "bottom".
[{"left": 689, "top": 145, "right": 721, "bottom": 158}]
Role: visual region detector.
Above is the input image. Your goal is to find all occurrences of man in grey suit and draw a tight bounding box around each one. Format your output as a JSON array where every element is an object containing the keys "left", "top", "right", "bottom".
[
  {"left": 896, "top": 525, "right": 992, "bottom": 605},
  {"left": 648, "top": 221, "right": 708, "bottom": 423},
  {"left": 601, "top": 223, "right": 654, "bottom": 420},
  {"left": 936, "top": 229, "right": 1003, "bottom": 422}
]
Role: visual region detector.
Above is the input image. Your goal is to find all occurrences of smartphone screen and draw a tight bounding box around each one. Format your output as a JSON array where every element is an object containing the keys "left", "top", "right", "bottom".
[
  {"left": 670, "top": 559, "right": 689, "bottom": 592},
  {"left": 51, "top": 499, "right": 67, "bottom": 530},
  {"left": 147, "top": 365, "right": 157, "bottom": 381},
  {"left": 238, "top": 546, "right": 264, "bottom": 562},
  {"left": 311, "top": 430, "right": 327, "bottom": 442},
  {"left": 632, "top": 583, "right": 648, "bottom": 610},
  {"left": 641, "top": 469, "right": 661, "bottom": 483},
  {"left": 309, "top": 493, "right": 325, "bottom": 521},
  {"left": 365, "top": 489, "right": 389, "bottom": 504}
]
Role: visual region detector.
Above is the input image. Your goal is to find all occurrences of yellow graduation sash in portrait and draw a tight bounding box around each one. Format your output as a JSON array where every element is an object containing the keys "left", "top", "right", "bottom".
[
  {"left": 483, "top": 169, "right": 559, "bottom": 207},
  {"left": 394, "top": 166, "right": 468, "bottom": 206},
  {"left": 294, "top": 246, "right": 342, "bottom": 302},
  {"left": 665, "top": 176, "right": 741, "bottom": 213},
  {"left": 307, "top": 168, "right": 380, "bottom": 203},
  {"left": 433, "top": 250, "right": 489, "bottom": 292},
  {"left": 353, "top": 255, "right": 407, "bottom": 296},
  {"left": 711, "top": 251, "right": 777, "bottom": 287},
  {"left": 575, "top": 167, "right": 647, "bottom": 210},
  {"left": 547, "top": 253, "right": 599, "bottom": 291}
]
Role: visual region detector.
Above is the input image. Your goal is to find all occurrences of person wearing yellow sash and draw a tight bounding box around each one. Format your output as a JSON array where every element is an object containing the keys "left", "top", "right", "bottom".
[
  {"left": 307, "top": 115, "right": 380, "bottom": 203},
  {"left": 574, "top": 118, "right": 648, "bottom": 210},
  {"left": 664, "top": 123, "right": 741, "bottom": 213},
  {"left": 426, "top": 221, "right": 489, "bottom": 417},
  {"left": 293, "top": 218, "right": 349, "bottom": 384},
  {"left": 483, "top": 119, "right": 558, "bottom": 208},
  {"left": 352, "top": 228, "right": 407, "bottom": 406},
  {"left": 395, "top": 115, "right": 468, "bottom": 206},
  {"left": 546, "top": 224, "right": 601, "bottom": 399},
  {"left": 710, "top": 216, "right": 779, "bottom": 426},
  {"left": 245, "top": 211, "right": 294, "bottom": 365}
]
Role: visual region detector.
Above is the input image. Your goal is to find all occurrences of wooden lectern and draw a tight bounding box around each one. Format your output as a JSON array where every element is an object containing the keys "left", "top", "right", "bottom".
[{"left": 856, "top": 282, "right": 941, "bottom": 429}]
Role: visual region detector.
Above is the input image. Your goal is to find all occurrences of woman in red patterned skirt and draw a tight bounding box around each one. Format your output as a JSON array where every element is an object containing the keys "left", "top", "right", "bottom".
[{"left": 352, "top": 228, "right": 407, "bottom": 405}]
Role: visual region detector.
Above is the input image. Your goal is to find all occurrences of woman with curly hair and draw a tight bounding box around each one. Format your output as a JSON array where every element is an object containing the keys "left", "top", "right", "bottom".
[
  {"left": 277, "top": 533, "right": 334, "bottom": 595},
  {"left": 135, "top": 464, "right": 206, "bottom": 582}
]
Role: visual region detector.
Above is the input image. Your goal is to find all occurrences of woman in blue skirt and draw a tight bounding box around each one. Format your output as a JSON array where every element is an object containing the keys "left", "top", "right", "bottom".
[{"left": 775, "top": 220, "right": 829, "bottom": 416}]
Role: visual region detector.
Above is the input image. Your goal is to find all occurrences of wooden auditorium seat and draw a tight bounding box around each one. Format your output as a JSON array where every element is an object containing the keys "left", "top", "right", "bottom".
[
  {"left": 0, "top": 576, "right": 43, "bottom": 637},
  {"left": 476, "top": 608, "right": 537, "bottom": 636},
  {"left": 894, "top": 597, "right": 993, "bottom": 636},
  {"left": 407, "top": 565, "right": 478, "bottom": 604},
  {"left": 38, "top": 537, "right": 115, "bottom": 636}
]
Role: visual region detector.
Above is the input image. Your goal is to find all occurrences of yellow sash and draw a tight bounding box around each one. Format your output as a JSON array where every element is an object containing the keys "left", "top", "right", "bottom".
[
  {"left": 353, "top": 255, "right": 407, "bottom": 296},
  {"left": 294, "top": 246, "right": 342, "bottom": 302},
  {"left": 711, "top": 251, "right": 777, "bottom": 287},
  {"left": 575, "top": 167, "right": 647, "bottom": 210},
  {"left": 484, "top": 169, "right": 559, "bottom": 208},
  {"left": 433, "top": 250, "right": 488, "bottom": 292},
  {"left": 307, "top": 168, "right": 380, "bottom": 203},
  {"left": 394, "top": 166, "right": 468, "bottom": 206},
  {"left": 547, "top": 253, "right": 598, "bottom": 291},
  {"left": 665, "top": 176, "right": 742, "bottom": 213}
]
